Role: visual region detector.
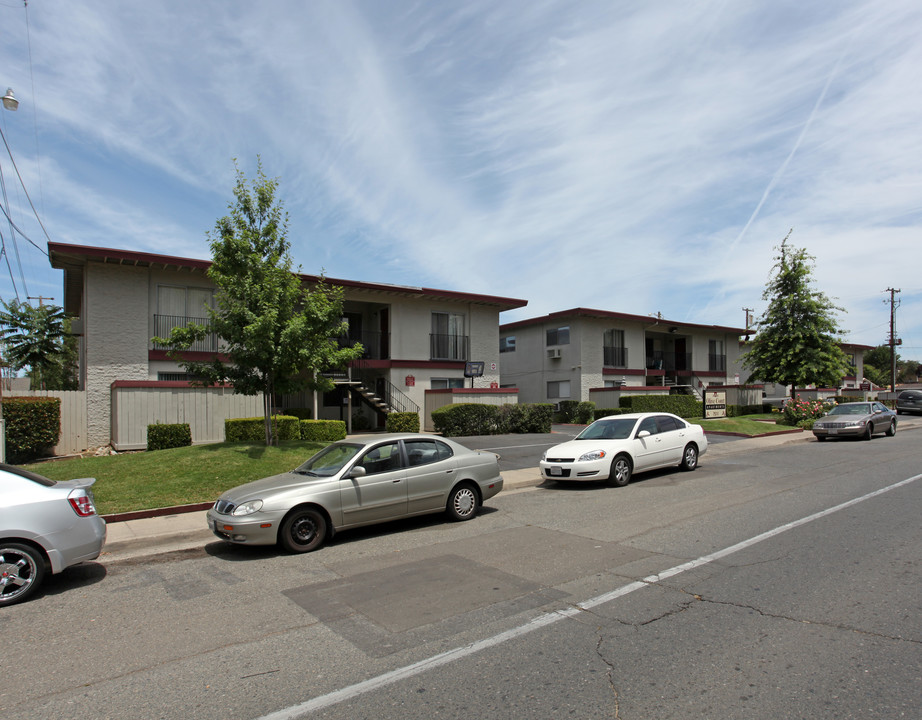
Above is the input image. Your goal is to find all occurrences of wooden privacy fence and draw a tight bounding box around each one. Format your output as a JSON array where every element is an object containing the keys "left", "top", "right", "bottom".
[
  {"left": 5, "top": 390, "right": 87, "bottom": 456},
  {"left": 111, "top": 382, "right": 262, "bottom": 451}
]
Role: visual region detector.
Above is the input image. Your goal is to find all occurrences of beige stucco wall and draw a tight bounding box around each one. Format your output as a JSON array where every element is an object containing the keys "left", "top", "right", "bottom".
[{"left": 85, "top": 263, "right": 150, "bottom": 447}]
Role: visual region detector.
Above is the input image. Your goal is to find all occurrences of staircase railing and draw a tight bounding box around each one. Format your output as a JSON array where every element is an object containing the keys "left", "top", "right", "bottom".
[{"left": 350, "top": 361, "right": 420, "bottom": 415}]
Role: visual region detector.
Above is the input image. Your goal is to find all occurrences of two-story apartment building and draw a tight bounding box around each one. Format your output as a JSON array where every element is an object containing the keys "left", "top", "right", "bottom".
[
  {"left": 499, "top": 308, "right": 747, "bottom": 404},
  {"left": 49, "top": 243, "right": 526, "bottom": 448}
]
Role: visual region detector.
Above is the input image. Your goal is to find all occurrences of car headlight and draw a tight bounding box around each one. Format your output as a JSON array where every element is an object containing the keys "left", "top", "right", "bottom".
[
  {"left": 233, "top": 499, "right": 264, "bottom": 516},
  {"left": 541, "top": 451, "right": 547, "bottom": 462},
  {"left": 842, "top": 420, "right": 865, "bottom": 428},
  {"left": 578, "top": 449, "right": 606, "bottom": 462}
]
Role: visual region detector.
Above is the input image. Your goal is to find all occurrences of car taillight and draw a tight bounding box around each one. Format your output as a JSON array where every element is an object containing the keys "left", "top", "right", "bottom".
[{"left": 68, "top": 492, "right": 97, "bottom": 517}]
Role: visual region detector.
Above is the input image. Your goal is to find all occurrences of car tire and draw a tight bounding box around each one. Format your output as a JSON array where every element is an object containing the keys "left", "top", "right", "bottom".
[
  {"left": 0, "top": 543, "right": 46, "bottom": 607},
  {"left": 862, "top": 424, "right": 873, "bottom": 441},
  {"left": 279, "top": 507, "right": 327, "bottom": 553},
  {"left": 609, "top": 454, "right": 633, "bottom": 487},
  {"left": 446, "top": 483, "right": 479, "bottom": 521},
  {"left": 886, "top": 420, "right": 896, "bottom": 437},
  {"left": 679, "top": 444, "right": 698, "bottom": 471},
  {"left": 816, "top": 435, "right": 826, "bottom": 442}
]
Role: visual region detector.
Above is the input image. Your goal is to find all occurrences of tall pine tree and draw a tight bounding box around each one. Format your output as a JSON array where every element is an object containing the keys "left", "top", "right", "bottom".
[{"left": 742, "top": 232, "right": 849, "bottom": 397}]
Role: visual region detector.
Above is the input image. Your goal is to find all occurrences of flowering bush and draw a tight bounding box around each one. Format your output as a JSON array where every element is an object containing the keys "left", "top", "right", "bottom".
[{"left": 781, "top": 397, "right": 831, "bottom": 426}]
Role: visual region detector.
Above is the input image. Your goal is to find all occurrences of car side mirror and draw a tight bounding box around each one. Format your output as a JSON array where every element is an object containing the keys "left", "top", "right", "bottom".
[
  {"left": 637, "top": 430, "right": 651, "bottom": 439},
  {"left": 347, "top": 466, "right": 366, "bottom": 479}
]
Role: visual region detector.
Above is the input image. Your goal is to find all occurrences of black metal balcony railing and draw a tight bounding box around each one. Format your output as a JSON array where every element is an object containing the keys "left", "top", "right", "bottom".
[
  {"left": 153, "top": 315, "right": 220, "bottom": 353},
  {"left": 646, "top": 352, "right": 692, "bottom": 372},
  {"left": 335, "top": 330, "right": 390, "bottom": 360},
  {"left": 709, "top": 354, "right": 727, "bottom": 372},
  {"left": 603, "top": 346, "right": 628, "bottom": 367},
  {"left": 430, "top": 333, "right": 469, "bottom": 361}
]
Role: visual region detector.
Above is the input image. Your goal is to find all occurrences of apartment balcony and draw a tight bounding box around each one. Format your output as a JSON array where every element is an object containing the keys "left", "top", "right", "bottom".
[
  {"left": 336, "top": 330, "right": 390, "bottom": 360},
  {"left": 430, "top": 333, "right": 469, "bottom": 362},
  {"left": 152, "top": 315, "right": 220, "bottom": 353},
  {"left": 603, "top": 346, "right": 628, "bottom": 368},
  {"left": 646, "top": 352, "right": 692, "bottom": 372}
]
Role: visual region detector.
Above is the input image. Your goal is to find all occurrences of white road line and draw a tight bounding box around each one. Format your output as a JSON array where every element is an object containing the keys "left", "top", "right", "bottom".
[{"left": 257, "top": 473, "right": 922, "bottom": 720}]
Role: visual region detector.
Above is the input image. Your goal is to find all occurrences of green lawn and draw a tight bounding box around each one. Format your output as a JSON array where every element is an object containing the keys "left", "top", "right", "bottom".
[
  {"left": 29, "top": 440, "right": 327, "bottom": 516},
  {"left": 27, "top": 416, "right": 795, "bottom": 516},
  {"left": 692, "top": 413, "right": 793, "bottom": 436}
]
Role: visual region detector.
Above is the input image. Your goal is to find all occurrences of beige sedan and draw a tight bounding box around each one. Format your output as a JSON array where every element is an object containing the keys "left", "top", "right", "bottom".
[{"left": 207, "top": 434, "right": 503, "bottom": 553}]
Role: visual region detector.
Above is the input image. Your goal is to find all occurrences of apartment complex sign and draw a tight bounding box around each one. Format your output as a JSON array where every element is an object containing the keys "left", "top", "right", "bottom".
[{"left": 704, "top": 389, "right": 727, "bottom": 419}]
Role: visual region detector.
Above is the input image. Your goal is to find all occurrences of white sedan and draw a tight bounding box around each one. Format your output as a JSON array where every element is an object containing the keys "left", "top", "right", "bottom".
[{"left": 540, "top": 412, "right": 707, "bottom": 486}]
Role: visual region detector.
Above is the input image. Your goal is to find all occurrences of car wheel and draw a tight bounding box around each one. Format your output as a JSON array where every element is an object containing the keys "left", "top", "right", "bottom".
[
  {"left": 279, "top": 507, "right": 327, "bottom": 553},
  {"left": 0, "top": 543, "right": 46, "bottom": 607},
  {"left": 816, "top": 435, "right": 826, "bottom": 442},
  {"left": 446, "top": 483, "right": 479, "bottom": 521},
  {"left": 862, "top": 424, "right": 873, "bottom": 441},
  {"left": 886, "top": 419, "right": 896, "bottom": 437},
  {"left": 679, "top": 444, "right": 698, "bottom": 471},
  {"left": 609, "top": 454, "right": 633, "bottom": 487}
]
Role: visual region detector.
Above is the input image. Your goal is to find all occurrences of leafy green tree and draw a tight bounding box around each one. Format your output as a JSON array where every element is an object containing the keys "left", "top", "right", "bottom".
[
  {"left": 0, "top": 299, "right": 76, "bottom": 390},
  {"left": 742, "top": 233, "right": 849, "bottom": 398},
  {"left": 154, "top": 161, "right": 363, "bottom": 445}
]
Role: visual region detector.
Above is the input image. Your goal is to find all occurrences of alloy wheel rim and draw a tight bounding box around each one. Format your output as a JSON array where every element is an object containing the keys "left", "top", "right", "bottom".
[{"left": 0, "top": 549, "right": 35, "bottom": 602}]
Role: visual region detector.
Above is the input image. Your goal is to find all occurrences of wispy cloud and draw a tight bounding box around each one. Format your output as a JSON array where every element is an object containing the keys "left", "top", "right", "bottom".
[{"left": 0, "top": 0, "right": 920, "bottom": 351}]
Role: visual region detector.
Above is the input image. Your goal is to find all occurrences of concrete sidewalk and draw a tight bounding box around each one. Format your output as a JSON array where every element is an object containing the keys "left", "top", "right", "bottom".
[{"left": 100, "top": 428, "right": 817, "bottom": 563}]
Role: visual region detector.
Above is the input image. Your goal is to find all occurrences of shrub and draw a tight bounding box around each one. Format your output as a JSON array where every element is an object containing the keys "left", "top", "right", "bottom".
[
  {"left": 225, "top": 415, "right": 300, "bottom": 442},
  {"left": 621, "top": 395, "right": 702, "bottom": 417},
  {"left": 556, "top": 400, "right": 580, "bottom": 423},
  {"left": 431, "top": 403, "right": 500, "bottom": 436},
  {"left": 497, "top": 403, "right": 553, "bottom": 433},
  {"left": 595, "top": 408, "right": 621, "bottom": 419},
  {"left": 386, "top": 412, "right": 419, "bottom": 433},
  {"left": 300, "top": 419, "right": 347, "bottom": 441},
  {"left": 781, "top": 397, "right": 829, "bottom": 427},
  {"left": 352, "top": 413, "right": 372, "bottom": 431},
  {"left": 574, "top": 401, "right": 595, "bottom": 424},
  {"left": 147, "top": 423, "right": 192, "bottom": 451},
  {"left": 2, "top": 396, "right": 61, "bottom": 463}
]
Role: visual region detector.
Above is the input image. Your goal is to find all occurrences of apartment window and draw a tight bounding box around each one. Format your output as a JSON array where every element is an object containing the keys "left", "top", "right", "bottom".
[
  {"left": 500, "top": 335, "right": 516, "bottom": 353},
  {"left": 546, "top": 326, "right": 570, "bottom": 346},
  {"left": 431, "top": 312, "right": 467, "bottom": 360},
  {"left": 603, "top": 328, "right": 626, "bottom": 366},
  {"left": 547, "top": 380, "right": 571, "bottom": 399},
  {"left": 708, "top": 339, "right": 726, "bottom": 372},
  {"left": 431, "top": 377, "right": 465, "bottom": 389}
]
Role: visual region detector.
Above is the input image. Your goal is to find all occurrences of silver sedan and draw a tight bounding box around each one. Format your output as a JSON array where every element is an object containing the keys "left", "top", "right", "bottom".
[
  {"left": 1, "top": 464, "right": 107, "bottom": 607},
  {"left": 207, "top": 434, "right": 504, "bottom": 553},
  {"left": 812, "top": 401, "right": 897, "bottom": 441}
]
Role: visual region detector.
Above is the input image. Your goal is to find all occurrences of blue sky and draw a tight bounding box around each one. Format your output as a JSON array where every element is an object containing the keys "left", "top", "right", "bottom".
[{"left": 0, "top": 1, "right": 919, "bottom": 356}]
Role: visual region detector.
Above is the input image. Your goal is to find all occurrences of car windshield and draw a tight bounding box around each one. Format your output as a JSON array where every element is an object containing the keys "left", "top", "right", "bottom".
[
  {"left": 294, "top": 443, "right": 363, "bottom": 476},
  {"left": 829, "top": 404, "right": 871, "bottom": 416},
  {"left": 576, "top": 418, "right": 637, "bottom": 440}
]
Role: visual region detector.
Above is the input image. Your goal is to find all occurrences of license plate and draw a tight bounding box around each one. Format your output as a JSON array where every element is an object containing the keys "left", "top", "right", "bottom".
[
  {"left": 827, "top": 428, "right": 837, "bottom": 435},
  {"left": 548, "top": 466, "right": 562, "bottom": 476}
]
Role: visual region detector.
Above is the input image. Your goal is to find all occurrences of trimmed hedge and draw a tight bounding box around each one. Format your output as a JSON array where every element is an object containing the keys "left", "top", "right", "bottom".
[
  {"left": 556, "top": 400, "right": 580, "bottom": 422},
  {"left": 431, "top": 403, "right": 500, "bottom": 436},
  {"left": 595, "top": 407, "right": 622, "bottom": 419},
  {"left": 574, "top": 401, "right": 595, "bottom": 424},
  {"left": 225, "top": 415, "right": 301, "bottom": 442},
  {"left": 147, "top": 423, "right": 192, "bottom": 451},
  {"left": 386, "top": 412, "right": 420, "bottom": 433},
  {"left": 300, "top": 419, "right": 347, "bottom": 441},
  {"left": 3, "top": 396, "right": 61, "bottom": 463},
  {"left": 619, "top": 394, "right": 702, "bottom": 417},
  {"left": 497, "top": 403, "right": 554, "bottom": 433}
]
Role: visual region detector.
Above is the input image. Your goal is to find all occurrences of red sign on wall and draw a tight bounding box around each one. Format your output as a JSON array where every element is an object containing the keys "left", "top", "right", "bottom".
[{"left": 405, "top": 375, "right": 415, "bottom": 387}]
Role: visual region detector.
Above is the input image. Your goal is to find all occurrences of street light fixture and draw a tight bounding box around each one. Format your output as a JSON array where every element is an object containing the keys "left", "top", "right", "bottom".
[{"left": 2, "top": 88, "right": 19, "bottom": 112}]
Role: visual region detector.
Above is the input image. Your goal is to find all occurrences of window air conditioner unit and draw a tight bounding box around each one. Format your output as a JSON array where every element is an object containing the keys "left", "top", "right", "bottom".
[{"left": 547, "top": 348, "right": 562, "bottom": 359}]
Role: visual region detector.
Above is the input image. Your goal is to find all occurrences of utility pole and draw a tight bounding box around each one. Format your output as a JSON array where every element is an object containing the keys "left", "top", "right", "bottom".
[
  {"left": 885, "top": 288, "right": 901, "bottom": 392},
  {"left": 742, "top": 307, "right": 754, "bottom": 340},
  {"left": 27, "top": 295, "right": 54, "bottom": 306}
]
